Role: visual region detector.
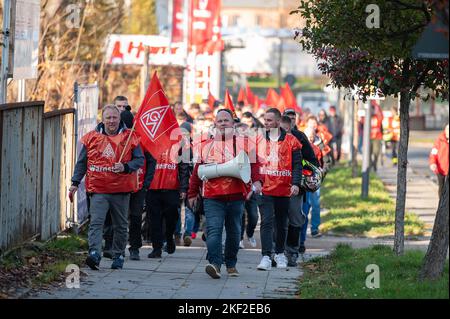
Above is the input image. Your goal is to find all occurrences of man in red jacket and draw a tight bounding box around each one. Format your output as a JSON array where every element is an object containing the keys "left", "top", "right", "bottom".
[
  {"left": 429, "top": 124, "right": 449, "bottom": 200},
  {"left": 69, "top": 105, "right": 144, "bottom": 270},
  {"left": 188, "top": 109, "right": 262, "bottom": 279},
  {"left": 146, "top": 140, "right": 190, "bottom": 258},
  {"left": 256, "top": 108, "right": 302, "bottom": 271}
]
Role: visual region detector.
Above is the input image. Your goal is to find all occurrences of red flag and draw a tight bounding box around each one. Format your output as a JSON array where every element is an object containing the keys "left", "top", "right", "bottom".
[
  {"left": 252, "top": 95, "right": 261, "bottom": 113},
  {"left": 281, "top": 83, "right": 302, "bottom": 114},
  {"left": 237, "top": 87, "right": 248, "bottom": 105},
  {"left": 277, "top": 96, "right": 286, "bottom": 113},
  {"left": 224, "top": 89, "right": 237, "bottom": 119},
  {"left": 245, "top": 84, "right": 255, "bottom": 105},
  {"left": 208, "top": 91, "right": 217, "bottom": 110},
  {"left": 134, "top": 72, "right": 180, "bottom": 159},
  {"left": 265, "top": 88, "right": 280, "bottom": 107}
]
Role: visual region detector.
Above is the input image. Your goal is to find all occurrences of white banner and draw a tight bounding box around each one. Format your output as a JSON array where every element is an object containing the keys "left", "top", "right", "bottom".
[
  {"left": 75, "top": 83, "right": 99, "bottom": 224},
  {"left": 105, "top": 34, "right": 186, "bottom": 66},
  {"left": 186, "top": 51, "right": 221, "bottom": 103},
  {"left": 13, "top": 0, "right": 40, "bottom": 79}
]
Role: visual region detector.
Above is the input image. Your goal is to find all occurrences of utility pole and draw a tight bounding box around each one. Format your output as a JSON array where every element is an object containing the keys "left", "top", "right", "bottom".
[
  {"left": 0, "top": 0, "right": 12, "bottom": 104},
  {"left": 361, "top": 100, "right": 372, "bottom": 198},
  {"left": 277, "top": 0, "right": 284, "bottom": 88},
  {"left": 182, "top": 0, "right": 190, "bottom": 105},
  {"left": 140, "top": 46, "right": 150, "bottom": 100}
]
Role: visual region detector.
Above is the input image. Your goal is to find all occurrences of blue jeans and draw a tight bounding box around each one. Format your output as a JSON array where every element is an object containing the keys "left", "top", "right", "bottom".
[
  {"left": 175, "top": 206, "right": 195, "bottom": 237},
  {"left": 301, "top": 188, "right": 321, "bottom": 243},
  {"left": 203, "top": 199, "right": 244, "bottom": 269}
]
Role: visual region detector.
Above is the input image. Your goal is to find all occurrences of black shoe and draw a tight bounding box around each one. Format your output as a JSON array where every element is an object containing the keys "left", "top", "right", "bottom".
[
  {"left": 147, "top": 249, "right": 162, "bottom": 258},
  {"left": 287, "top": 254, "right": 298, "bottom": 267},
  {"left": 103, "top": 250, "right": 113, "bottom": 259},
  {"left": 129, "top": 249, "right": 140, "bottom": 261},
  {"left": 166, "top": 238, "right": 176, "bottom": 254},
  {"left": 111, "top": 255, "right": 124, "bottom": 269},
  {"left": 205, "top": 264, "right": 221, "bottom": 279},
  {"left": 86, "top": 251, "right": 101, "bottom": 270},
  {"left": 311, "top": 230, "right": 322, "bottom": 238},
  {"left": 271, "top": 257, "right": 277, "bottom": 267},
  {"left": 299, "top": 243, "right": 306, "bottom": 254}
]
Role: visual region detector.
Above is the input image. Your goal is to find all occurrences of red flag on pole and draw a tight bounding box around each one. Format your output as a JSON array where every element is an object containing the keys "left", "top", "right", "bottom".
[
  {"left": 237, "top": 87, "right": 248, "bottom": 105},
  {"left": 252, "top": 95, "right": 261, "bottom": 113},
  {"left": 265, "top": 88, "right": 280, "bottom": 107},
  {"left": 245, "top": 84, "right": 255, "bottom": 105},
  {"left": 134, "top": 72, "right": 180, "bottom": 159},
  {"left": 208, "top": 91, "right": 217, "bottom": 110},
  {"left": 277, "top": 96, "right": 286, "bottom": 113},
  {"left": 281, "top": 82, "right": 302, "bottom": 114},
  {"left": 224, "top": 89, "right": 237, "bottom": 119}
]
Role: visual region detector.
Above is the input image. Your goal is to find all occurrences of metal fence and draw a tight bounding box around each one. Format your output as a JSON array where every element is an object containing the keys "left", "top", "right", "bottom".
[
  {"left": 41, "top": 108, "right": 76, "bottom": 240},
  {"left": 0, "top": 101, "right": 76, "bottom": 253}
]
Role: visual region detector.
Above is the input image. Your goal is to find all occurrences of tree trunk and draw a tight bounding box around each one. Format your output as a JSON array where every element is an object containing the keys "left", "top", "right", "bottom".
[
  {"left": 420, "top": 176, "right": 449, "bottom": 280},
  {"left": 393, "top": 90, "right": 410, "bottom": 256}
]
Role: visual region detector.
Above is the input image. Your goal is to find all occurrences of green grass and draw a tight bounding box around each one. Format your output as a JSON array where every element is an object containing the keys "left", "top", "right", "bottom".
[
  {"left": 320, "top": 165, "right": 425, "bottom": 237},
  {"left": 299, "top": 244, "right": 449, "bottom": 299},
  {"left": 0, "top": 234, "right": 88, "bottom": 292},
  {"left": 32, "top": 235, "right": 87, "bottom": 285}
]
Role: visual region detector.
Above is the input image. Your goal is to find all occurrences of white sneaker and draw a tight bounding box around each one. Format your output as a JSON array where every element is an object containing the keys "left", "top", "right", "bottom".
[
  {"left": 248, "top": 237, "right": 257, "bottom": 248},
  {"left": 274, "top": 253, "right": 287, "bottom": 268},
  {"left": 239, "top": 240, "right": 245, "bottom": 249},
  {"left": 257, "top": 256, "right": 272, "bottom": 271}
]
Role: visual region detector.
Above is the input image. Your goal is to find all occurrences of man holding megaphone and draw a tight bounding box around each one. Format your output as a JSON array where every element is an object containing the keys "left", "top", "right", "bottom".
[{"left": 188, "top": 109, "right": 263, "bottom": 279}]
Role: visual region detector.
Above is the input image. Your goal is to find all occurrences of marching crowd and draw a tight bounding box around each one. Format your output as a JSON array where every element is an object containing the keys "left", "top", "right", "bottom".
[{"left": 69, "top": 92, "right": 449, "bottom": 279}]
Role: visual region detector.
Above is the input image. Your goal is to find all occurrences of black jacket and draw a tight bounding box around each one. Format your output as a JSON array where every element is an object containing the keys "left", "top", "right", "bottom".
[{"left": 291, "top": 126, "right": 320, "bottom": 167}]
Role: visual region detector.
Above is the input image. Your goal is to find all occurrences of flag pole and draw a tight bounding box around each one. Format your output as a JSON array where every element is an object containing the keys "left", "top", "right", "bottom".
[{"left": 118, "top": 121, "right": 137, "bottom": 163}]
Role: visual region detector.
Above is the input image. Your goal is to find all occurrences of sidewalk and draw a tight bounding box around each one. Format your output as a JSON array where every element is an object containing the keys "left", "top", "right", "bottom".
[
  {"left": 28, "top": 246, "right": 327, "bottom": 299},
  {"left": 377, "top": 165, "right": 438, "bottom": 237}
]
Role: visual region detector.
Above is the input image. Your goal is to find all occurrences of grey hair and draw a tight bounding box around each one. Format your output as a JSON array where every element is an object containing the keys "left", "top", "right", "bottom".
[{"left": 102, "top": 104, "right": 121, "bottom": 117}]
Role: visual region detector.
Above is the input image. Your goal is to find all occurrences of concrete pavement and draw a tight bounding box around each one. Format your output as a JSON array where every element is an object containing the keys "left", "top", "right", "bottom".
[{"left": 29, "top": 245, "right": 327, "bottom": 299}]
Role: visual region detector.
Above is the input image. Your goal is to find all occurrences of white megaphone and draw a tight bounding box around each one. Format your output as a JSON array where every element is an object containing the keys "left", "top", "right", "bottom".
[{"left": 198, "top": 151, "right": 251, "bottom": 183}]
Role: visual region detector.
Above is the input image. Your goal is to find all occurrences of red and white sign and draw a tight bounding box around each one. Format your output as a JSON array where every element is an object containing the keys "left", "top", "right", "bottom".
[
  {"left": 106, "top": 35, "right": 186, "bottom": 66},
  {"left": 189, "top": 0, "right": 223, "bottom": 53},
  {"left": 172, "top": 0, "right": 184, "bottom": 43}
]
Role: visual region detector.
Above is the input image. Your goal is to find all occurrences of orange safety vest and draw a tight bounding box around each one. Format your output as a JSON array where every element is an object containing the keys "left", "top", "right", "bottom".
[
  {"left": 199, "top": 136, "right": 253, "bottom": 198},
  {"left": 371, "top": 116, "right": 383, "bottom": 140},
  {"left": 316, "top": 125, "right": 333, "bottom": 145},
  {"left": 260, "top": 134, "right": 302, "bottom": 197},
  {"left": 82, "top": 129, "right": 140, "bottom": 194},
  {"left": 149, "top": 145, "right": 181, "bottom": 190},
  {"left": 391, "top": 115, "right": 400, "bottom": 141}
]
